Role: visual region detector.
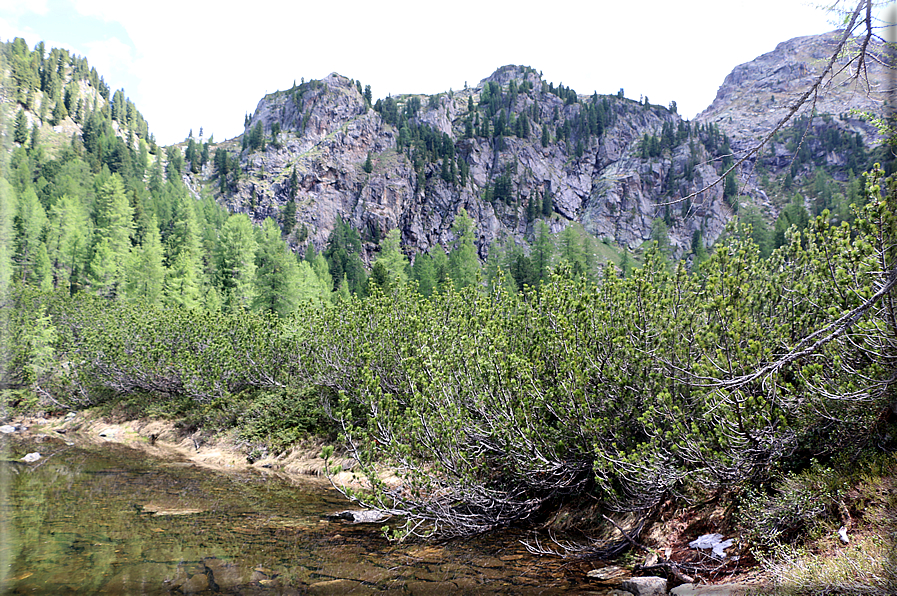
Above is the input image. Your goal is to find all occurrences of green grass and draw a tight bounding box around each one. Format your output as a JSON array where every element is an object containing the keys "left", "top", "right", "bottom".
[{"left": 744, "top": 452, "right": 897, "bottom": 595}]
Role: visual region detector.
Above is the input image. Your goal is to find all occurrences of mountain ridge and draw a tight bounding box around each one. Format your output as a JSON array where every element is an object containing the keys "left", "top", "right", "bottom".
[{"left": 198, "top": 29, "right": 885, "bottom": 263}]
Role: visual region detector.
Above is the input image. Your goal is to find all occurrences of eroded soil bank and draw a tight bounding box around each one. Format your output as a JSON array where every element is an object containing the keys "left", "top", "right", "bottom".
[{"left": 4, "top": 410, "right": 364, "bottom": 487}]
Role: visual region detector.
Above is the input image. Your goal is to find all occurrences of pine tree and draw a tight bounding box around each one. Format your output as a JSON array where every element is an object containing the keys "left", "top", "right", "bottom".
[
  {"left": 215, "top": 213, "right": 258, "bottom": 312},
  {"left": 30, "top": 123, "right": 40, "bottom": 151},
  {"left": 365, "top": 261, "right": 391, "bottom": 295},
  {"left": 531, "top": 220, "right": 553, "bottom": 284},
  {"left": 323, "top": 217, "right": 366, "bottom": 294},
  {"left": 619, "top": 249, "right": 631, "bottom": 277},
  {"left": 14, "top": 110, "right": 29, "bottom": 144},
  {"left": 282, "top": 200, "right": 296, "bottom": 236},
  {"left": 123, "top": 216, "right": 165, "bottom": 304},
  {"left": 542, "top": 193, "right": 553, "bottom": 217},
  {"left": 253, "top": 218, "right": 301, "bottom": 316},
  {"left": 448, "top": 209, "right": 479, "bottom": 290},
  {"left": 650, "top": 218, "right": 671, "bottom": 261},
  {"left": 690, "top": 230, "right": 708, "bottom": 266},
  {"left": 51, "top": 91, "right": 68, "bottom": 124}
]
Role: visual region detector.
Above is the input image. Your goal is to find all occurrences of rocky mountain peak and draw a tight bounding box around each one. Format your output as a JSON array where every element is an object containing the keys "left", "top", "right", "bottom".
[
  {"left": 480, "top": 65, "right": 542, "bottom": 88},
  {"left": 201, "top": 30, "right": 885, "bottom": 265},
  {"left": 697, "top": 30, "right": 887, "bottom": 149}
]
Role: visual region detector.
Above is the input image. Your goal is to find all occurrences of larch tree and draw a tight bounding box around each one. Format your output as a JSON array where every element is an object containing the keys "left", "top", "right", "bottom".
[
  {"left": 123, "top": 215, "right": 165, "bottom": 305},
  {"left": 448, "top": 209, "right": 479, "bottom": 290},
  {"left": 14, "top": 186, "right": 49, "bottom": 286},
  {"left": 46, "top": 194, "right": 89, "bottom": 293},
  {"left": 215, "top": 213, "right": 258, "bottom": 312},
  {"left": 163, "top": 190, "right": 203, "bottom": 308},
  {"left": 253, "top": 218, "right": 302, "bottom": 316},
  {"left": 373, "top": 228, "right": 409, "bottom": 288}
]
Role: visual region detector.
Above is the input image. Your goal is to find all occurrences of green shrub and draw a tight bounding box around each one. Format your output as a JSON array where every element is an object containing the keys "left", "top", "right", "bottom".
[
  {"left": 739, "top": 461, "right": 849, "bottom": 549},
  {"left": 236, "top": 387, "right": 333, "bottom": 452}
]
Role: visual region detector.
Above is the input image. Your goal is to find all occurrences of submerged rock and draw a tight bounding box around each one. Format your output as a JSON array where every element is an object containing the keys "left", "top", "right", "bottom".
[
  {"left": 325, "top": 509, "right": 390, "bottom": 524},
  {"left": 670, "top": 583, "right": 759, "bottom": 596},
  {"left": 586, "top": 565, "right": 628, "bottom": 581}
]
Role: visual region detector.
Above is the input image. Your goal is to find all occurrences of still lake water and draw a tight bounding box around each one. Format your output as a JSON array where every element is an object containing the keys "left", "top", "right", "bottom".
[{"left": 1, "top": 433, "right": 610, "bottom": 595}]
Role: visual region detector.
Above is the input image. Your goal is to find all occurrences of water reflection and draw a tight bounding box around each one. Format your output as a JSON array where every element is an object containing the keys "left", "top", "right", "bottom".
[{"left": 1, "top": 434, "right": 609, "bottom": 595}]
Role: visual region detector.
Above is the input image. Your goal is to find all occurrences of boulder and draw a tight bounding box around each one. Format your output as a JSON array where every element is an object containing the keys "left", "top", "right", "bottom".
[
  {"left": 621, "top": 576, "right": 667, "bottom": 596},
  {"left": 325, "top": 509, "right": 390, "bottom": 524},
  {"left": 670, "top": 583, "right": 759, "bottom": 596}
]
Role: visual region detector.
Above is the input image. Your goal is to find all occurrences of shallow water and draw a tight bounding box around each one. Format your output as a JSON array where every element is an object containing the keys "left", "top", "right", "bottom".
[{"left": 0, "top": 433, "right": 609, "bottom": 595}]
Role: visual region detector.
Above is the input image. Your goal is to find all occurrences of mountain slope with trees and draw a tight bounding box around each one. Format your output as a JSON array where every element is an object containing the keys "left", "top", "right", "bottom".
[
  {"left": 195, "top": 31, "right": 886, "bottom": 277},
  {"left": 1, "top": 17, "right": 895, "bottom": 593}
]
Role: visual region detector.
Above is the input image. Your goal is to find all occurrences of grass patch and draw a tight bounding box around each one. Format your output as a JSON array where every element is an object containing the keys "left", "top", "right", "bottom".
[
  {"left": 760, "top": 533, "right": 897, "bottom": 595},
  {"left": 740, "top": 452, "right": 897, "bottom": 594}
]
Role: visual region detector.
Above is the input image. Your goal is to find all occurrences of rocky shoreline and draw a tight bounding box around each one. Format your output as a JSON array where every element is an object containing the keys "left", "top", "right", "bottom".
[
  {"left": 1, "top": 411, "right": 354, "bottom": 486},
  {"left": 2, "top": 410, "right": 772, "bottom": 596}
]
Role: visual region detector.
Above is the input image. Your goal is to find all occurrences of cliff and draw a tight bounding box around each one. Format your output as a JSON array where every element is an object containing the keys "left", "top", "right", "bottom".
[{"left": 198, "top": 31, "right": 887, "bottom": 262}]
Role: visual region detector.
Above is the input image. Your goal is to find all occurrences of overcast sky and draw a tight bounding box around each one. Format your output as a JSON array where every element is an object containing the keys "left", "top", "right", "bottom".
[{"left": 1, "top": 0, "right": 889, "bottom": 146}]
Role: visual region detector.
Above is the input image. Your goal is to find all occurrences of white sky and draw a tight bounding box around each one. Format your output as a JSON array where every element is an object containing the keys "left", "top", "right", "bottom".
[{"left": 1, "top": 0, "right": 890, "bottom": 146}]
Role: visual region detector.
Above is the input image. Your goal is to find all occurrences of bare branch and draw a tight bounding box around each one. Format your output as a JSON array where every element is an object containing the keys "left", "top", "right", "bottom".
[{"left": 655, "top": 0, "right": 870, "bottom": 209}]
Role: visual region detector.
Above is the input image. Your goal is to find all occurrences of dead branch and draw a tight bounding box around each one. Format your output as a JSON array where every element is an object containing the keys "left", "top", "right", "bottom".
[{"left": 655, "top": 0, "right": 872, "bottom": 209}]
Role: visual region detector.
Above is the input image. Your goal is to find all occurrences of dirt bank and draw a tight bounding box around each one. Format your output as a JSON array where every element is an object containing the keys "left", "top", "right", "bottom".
[{"left": 4, "top": 410, "right": 364, "bottom": 488}]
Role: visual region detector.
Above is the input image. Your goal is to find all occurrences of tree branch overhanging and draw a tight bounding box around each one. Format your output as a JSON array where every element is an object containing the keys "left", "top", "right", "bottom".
[{"left": 655, "top": 0, "right": 873, "bottom": 210}]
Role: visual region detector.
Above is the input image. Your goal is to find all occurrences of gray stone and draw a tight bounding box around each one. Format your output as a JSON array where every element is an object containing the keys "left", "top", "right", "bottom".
[
  {"left": 326, "top": 509, "right": 390, "bottom": 524},
  {"left": 670, "top": 583, "right": 760, "bottom": 596},
  {"left": 21, "top": 452, "right": 41, "bottom": 463},
  {"left": 206, "top": 68, "right": 736, "bottom": 265},
  {"left": 586, "top": 565, "right": 628, "bottom": 580},
  {"left": 0, "top": 425, "right": 17, "bottom": 434},
  {"left": 620, "top": 576, "right": 667, "bottom": 596}
]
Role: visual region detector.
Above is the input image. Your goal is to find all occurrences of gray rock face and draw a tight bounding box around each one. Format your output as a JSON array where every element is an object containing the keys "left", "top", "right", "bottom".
[
  {"left": 219, "top": 68, "right": 732, "bottom": 262},
  {"left": 620, "top": 576, "right": 668, "bottom": 596},
  {"left": 208, "top": 32, "right": 884, "bottom": 263},
  {"left": 697, "top": 31, "right": 886, "bottom": 152}
]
